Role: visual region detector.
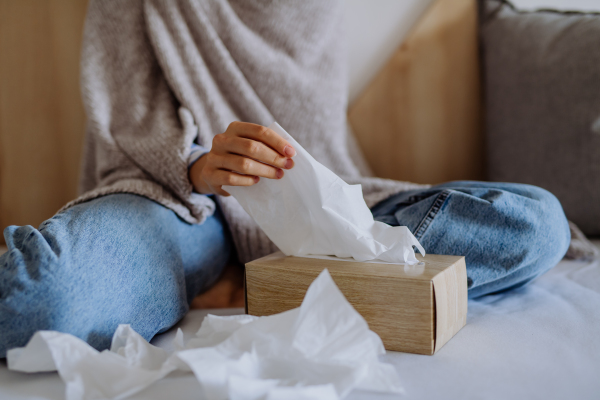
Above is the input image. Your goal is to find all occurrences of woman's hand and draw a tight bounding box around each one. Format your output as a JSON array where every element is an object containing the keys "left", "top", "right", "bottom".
[{"left": 189, "top": 122, "right": 296, "bottom": 196}]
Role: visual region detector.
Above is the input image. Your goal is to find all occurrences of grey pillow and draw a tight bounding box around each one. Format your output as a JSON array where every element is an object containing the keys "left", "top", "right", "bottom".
[{"left": 481, "top": 0, "right": 600, "bottom": 235}]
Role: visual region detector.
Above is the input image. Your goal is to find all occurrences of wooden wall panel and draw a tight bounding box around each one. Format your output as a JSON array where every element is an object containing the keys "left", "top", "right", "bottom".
[
  {"left": 348, "top": 0, "right": 483, "bottom": 185},
  {"left": 0, "top": 0, "right": 88, "bottom": 242}
]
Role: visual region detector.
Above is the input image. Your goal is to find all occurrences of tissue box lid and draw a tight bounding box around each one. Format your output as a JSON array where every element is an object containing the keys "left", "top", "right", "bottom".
[{"left": 245, "top": 252, "right": 468, "bottom": 355}]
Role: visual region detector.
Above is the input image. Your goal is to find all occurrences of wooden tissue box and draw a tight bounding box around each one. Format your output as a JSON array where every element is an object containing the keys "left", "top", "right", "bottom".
[{"left": 244, "top": 252, "right": 467, "bottom": 355}]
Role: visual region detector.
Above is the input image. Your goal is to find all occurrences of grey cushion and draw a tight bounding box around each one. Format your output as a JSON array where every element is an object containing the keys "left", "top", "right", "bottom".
[{"left": 481, "top": 0, "right": 600, "bottom": 235}]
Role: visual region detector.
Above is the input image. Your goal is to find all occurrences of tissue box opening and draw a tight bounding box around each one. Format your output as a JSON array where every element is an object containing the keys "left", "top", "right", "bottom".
[{"left": 244, "top": 252, "right": 468, "bottom": 355}]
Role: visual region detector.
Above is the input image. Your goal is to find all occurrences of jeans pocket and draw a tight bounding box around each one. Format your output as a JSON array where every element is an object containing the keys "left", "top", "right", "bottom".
[{"left": 412, "top": 190, "right": 452, "bottom": 240}]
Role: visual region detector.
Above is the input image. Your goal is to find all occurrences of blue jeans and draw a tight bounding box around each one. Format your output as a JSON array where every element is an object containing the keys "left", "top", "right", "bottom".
[
  {"left": 371, "top": 181, "right": 570, "bottom": 298},
  {"left": 0, "top": 182, "right": 570, "bottom": 357},
  {"left": 0, "top": 194, "right": 231, "bottom": 358}
]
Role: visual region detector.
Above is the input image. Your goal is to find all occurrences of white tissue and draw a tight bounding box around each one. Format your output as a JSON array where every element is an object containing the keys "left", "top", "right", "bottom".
[
  {"left": 223, "top": 122, "right": 425, "bottom": 264},
  {"left": 8, "top": 269, "right": 403, "bottom": 400},
  {"left": 8, "top": 326, "right": 178, "bottom": 400}
]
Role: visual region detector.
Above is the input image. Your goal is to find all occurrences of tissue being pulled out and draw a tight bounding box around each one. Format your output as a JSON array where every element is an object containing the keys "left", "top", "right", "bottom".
[
  {"left": 8, "top": 270, "right": 403, "bottom": 400},
  {"left": 224, "top": 122, "right": 425, "bottom": 264}
]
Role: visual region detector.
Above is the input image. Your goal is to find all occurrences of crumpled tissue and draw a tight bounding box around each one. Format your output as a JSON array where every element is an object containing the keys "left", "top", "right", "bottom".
[
  {"left": 8, "top": 269, "right": 403, "bottom": 400},
  {"left": 223, "top": 122, "right": 425, "bottom": 264}
]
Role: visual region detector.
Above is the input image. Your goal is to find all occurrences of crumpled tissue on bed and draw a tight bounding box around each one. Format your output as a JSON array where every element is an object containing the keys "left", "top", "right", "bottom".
[
  {"left": 7, "top": 269, "right": 403, "bottom": 400},
  {"left": 223, "top": 122, "right": 425, "bottom": 264}
]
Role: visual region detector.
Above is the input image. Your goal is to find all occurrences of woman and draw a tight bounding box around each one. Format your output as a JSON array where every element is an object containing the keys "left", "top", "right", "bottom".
[{"left": 0, "top": 0, "right": 570, "bottom": 357}]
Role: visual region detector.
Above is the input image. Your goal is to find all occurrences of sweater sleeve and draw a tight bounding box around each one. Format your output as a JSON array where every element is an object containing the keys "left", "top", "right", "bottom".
[{"left": 79, "top": 0, "right": 212, "bottom": 220}]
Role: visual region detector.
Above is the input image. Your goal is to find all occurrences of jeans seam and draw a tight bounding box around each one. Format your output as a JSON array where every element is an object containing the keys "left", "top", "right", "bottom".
[{"left": 413, "top": 190, "right": 452, "bottom": 240}]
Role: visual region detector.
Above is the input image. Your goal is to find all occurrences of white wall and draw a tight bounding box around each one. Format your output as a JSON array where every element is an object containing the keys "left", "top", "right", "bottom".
[
  {"left": 343, "top": 0, "right": 434, "bottom": 103},
  {"left": 511, "top": 0, "right": 600, "bottom": 11}
]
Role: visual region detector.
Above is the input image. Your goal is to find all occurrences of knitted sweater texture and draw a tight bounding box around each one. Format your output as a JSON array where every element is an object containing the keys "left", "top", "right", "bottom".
[{"left": 66, "top": 0, "right": 425, "bottom": 263}]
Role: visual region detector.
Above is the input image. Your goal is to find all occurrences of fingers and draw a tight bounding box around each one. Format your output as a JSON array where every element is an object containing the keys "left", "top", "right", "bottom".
[
  {"left": 215, "top": 154, "right": 283, "bottom": 180},
  {"left": 217, "top": 136, "right": 294, "bottom": 170},
  {"left": 201, "top": 122, "right": 297, "bottom": 196},
  {"left": 226, "top": 122, "right": 296, "bottom": 158},
  {"left": 208, "top": 169, "right": 259, "bottom": 196}
]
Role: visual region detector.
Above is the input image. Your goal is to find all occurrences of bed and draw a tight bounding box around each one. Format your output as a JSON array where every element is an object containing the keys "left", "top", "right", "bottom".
[{"left": 1, "top": 241, "right": 598, "bottom": 400}]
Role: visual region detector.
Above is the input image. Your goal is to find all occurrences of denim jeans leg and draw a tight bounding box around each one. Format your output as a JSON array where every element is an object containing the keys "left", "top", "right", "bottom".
[
  {"left": 0, "top": 193, "right": 231, "bottom": 357},
  {"left": 372, "top": 181, "right": 571, "bottom": 298}
]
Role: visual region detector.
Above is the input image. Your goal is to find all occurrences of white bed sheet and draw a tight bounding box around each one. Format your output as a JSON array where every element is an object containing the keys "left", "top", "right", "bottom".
[{"left": 1, "top": 249, "right": 599, "bottom": 400}]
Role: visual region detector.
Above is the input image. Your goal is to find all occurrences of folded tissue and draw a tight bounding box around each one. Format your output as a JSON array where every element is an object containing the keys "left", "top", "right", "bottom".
[
  {"left": 223, "top": 122, "right": 425, "bottom": 264},
  {"left": 8, "top": 269, "right": 403, "bottom": 400}
]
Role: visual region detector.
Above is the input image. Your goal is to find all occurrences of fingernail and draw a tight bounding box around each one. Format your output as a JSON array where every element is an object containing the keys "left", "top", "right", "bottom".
[
  {"left": 284, "top": 145, "right": 296, "bottom": 157},
  {"left": 276, "top": 169, "right": 284, "bottom": 179},
  {"left": 284, "top": 159, "right": 293, "bottom": 169},
  {"left": 253, "top": 176, "right": 260, "bottom": 183}
]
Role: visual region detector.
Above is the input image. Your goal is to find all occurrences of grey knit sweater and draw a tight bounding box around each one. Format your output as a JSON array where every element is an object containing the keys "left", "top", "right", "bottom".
[{"left": 64, "top": 0, "right": 425, "bottom": 263}]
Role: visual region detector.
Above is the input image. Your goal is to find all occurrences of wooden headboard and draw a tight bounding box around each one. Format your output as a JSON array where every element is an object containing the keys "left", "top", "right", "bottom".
[
  {"left": 0, "top": 0, "right": 88, "bottom": 242},
  {"left": 349, "top": 0, "right": 483, "bottom": 185}
]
